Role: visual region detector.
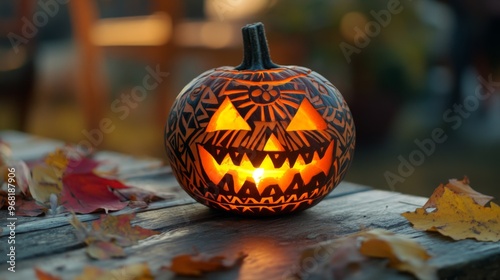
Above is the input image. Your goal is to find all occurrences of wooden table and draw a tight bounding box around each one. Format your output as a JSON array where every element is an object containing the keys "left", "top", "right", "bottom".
[{"left": 0, "top": 131, "right": 499, "bottom": 280}]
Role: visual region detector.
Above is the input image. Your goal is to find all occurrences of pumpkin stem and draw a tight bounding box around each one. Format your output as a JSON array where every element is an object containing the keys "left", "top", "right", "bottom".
[{"left": 236, "top": 22, "right": 279, "bottom": 70}]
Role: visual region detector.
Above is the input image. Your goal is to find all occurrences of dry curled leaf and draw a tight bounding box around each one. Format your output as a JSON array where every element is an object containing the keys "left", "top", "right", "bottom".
[
  {"left": 30, "top": 165, "right": 63, "bottom": 203},
  {"left": 294, "top": 229, "right": 435, "bottom": 280},
  {"left": 86, "top": 241, "right": 125, "bottom": 259},
  {"left": 168, "top": 252, "right": 247, "bottom": 277},
  {"left": 403, "top": 188, "right": 500, "bottom": 242},
  {"left": 296, "top": 235, "right": 372, "bottom": 280},
  {"left": 359, "top": 229, "right": 436, "bottom": 280},
  {"left": 17, "top": 199, "right": 46, "bottom": 217},
  {"left": 70, "top": 213, "right": 159, "bottom": 259},
  {"left": 423, "top": 177, "right": 493, "bottom": 209},
  {"left": 74, "top": 263, "right": 153, "bottom": 280}
]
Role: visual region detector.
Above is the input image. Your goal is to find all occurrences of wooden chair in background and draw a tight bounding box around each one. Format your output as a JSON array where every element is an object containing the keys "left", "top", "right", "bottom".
[{"left": 68, "top": 1, "right": 182, "bottom": 131}]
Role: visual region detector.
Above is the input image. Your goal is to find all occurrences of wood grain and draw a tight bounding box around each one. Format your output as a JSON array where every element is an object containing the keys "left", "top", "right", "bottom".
[
  {"left": 1, "top": 131, "right": 499, "bottom": 280},
  {"left": 2, "top": 188, "right": 499, "bottom": 280}
]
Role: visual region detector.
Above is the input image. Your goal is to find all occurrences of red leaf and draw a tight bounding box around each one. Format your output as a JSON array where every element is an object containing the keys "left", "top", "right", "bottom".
[
  {"left": 61, "top": 173, "right": 128, "bottom": 214},
  {"left": 66, "top": 157, "right": 100, "bottom": 174},
  {"left": 17, "top": 199, "right": 46, "bottom": 217}
]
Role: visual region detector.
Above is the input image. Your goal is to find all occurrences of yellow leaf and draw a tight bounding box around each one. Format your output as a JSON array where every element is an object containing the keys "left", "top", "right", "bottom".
[
  {"left": 403, "top": 188, "right": 500, "bottom": 242},
  {"left": 29, "top": 165, "right": 63, "bottom": 203},
  {"left": 44, "top": 148, "right": 69, "bottom": 171},
  {"left": 359, "top": 229, "right": 436, "bottom": 280},
  {"left": 75, "top": 263, "right": 153, "bottom": 280},
  {"left": 423, "top": 177, "right": 493, "bottom": 208}
]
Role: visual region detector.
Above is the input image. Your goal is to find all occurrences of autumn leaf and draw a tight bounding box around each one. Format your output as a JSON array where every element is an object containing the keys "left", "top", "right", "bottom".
[
  {"left": 294, "top": 229, "right": 435, "bottom": 280},
  {"left": 403, "top": 188, "right": 500, "bottom": 241},
  {"left": 34, "top": 267, "right": 61, "bottom": 280},
  {"left": 90, "top": 213, "right": 159, "bottom": 247},
  {"left": 61, "top": 173, "right": 129, "bottom": 213},
  {"left": 359, "top": 229, "right": 436, "bottom": 280},
  {"left": 296, "top": 235, "right": 371, "bottom": 279},
  {"left": 74, "top": 263, "right": 153, "bottom": 280},
  {"left": 70, "top": 213, "right": 159, "bottom": 259},
  {"left": 1, "top": 143, "right": 31, "bottom": 194},
  {"left": 86, "top": 241, "right": 125, "bottom": 259},
  {"left": 1, "top": 193, "right": 46, "bottom": 216},
  {"left": 67, "top": 157, "right": 101, "bottom": 174},
  {"left": 17, "top": 199, "right": 46, "bottom": 217},
  {"left": 0, "top": 140, "right": 11, "bottom": 159},
  {"left": 167, "top": 252, "right": 247, "bottom": 277},
  {"left": 30, "top": 165, "right": 63, "bottom": 203},
  {"left": 423, "top": 177, "right": 493, "bottom": 209},
  {"left": 44, "top": 148, "right": 70, "bottom": 170},
  {"left": 5, "top": 160, "right": 31, "bottom": 195}
]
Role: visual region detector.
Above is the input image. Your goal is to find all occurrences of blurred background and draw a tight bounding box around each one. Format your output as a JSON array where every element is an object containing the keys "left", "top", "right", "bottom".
[{"left": 1, "top": 0, "right": 499, "bottom": 198}]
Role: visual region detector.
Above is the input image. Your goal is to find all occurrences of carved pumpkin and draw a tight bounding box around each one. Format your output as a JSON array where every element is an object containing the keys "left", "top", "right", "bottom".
[{"left": 165, "top": 23, "right": 355, "bottom": 216}]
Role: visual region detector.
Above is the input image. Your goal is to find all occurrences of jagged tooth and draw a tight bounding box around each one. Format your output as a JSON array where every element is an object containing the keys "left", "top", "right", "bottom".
[
  {"left": 288, "top": 152, "right": 300, "bottom": 167},
  {"left": 316, "top": 144, "right": 328, "bottom": 158},
  {"left": 302, "top": 150, "right": 315, "bottom": 164},
  {"left": 229, "top": 150, "right": 244, "bottom": 165},
  {"left": 269, "top": 152, "right": 288, "bottom": 168},
  {"left": 213, "top": 147, "right": 227, "bottom": 164},
  {"left": 292, "top": 153, "right": 305, "bottom": 169},
  {"left": 248, "top": 151, "right": 266, "bottom": 168},
  {"left": 312, "top": 150, "right": 321, "bottom": 163}
]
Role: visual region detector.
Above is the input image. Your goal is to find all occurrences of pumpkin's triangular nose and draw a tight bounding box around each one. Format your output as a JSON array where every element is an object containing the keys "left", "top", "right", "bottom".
[{"left": 263, "top": 134, "right": 285, "bottom": 151}]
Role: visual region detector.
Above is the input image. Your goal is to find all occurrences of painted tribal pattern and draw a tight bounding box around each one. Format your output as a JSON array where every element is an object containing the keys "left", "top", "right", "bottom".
[{"left": 165, "top": 66, "right": 355, "bottom": 215}]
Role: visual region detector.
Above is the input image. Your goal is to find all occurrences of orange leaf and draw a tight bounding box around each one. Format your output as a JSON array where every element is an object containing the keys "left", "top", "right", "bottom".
[
  {"left": 423, "top": 177, "right": 493, "bottom": 209},
  {"left": 34, "top": 267, "right": 61, "bottom": 280},
  {"left": 74, "top": 263, "right": 153, "bottom": 280},
  {"left": 44, "top": 148, "right": 70, "bottom": 171},
  {"left": 168, "top": 252, "right": 247, "bottom": 276},
  {"left": 403, "top": 188, "right": 500, "bottom": 241}
]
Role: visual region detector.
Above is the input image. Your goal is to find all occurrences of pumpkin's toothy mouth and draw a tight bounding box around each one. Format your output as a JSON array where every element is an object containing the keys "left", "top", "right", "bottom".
[{"left": 198, "top": 142, "right": 334, "bottom": 194}]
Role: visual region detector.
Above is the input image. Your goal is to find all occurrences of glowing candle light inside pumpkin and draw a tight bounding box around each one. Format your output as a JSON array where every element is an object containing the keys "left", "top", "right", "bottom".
[
  {"left": 165, "top": 22, "right": 355, "bottom": 215},
  {"left": 253, "top": 168, "right": 265, "bottom": 187}
]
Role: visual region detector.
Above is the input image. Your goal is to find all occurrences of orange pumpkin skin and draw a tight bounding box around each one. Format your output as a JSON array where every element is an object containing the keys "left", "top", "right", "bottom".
[{"left": 165, "top": 23, "right": 355, "bottom": 216}]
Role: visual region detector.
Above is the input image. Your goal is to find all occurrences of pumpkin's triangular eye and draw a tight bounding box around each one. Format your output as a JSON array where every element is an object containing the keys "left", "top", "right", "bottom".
[
  {"left": 286, "top": 99, "right": 327, "bottom": 131},
  {"left": 206, "top": 97, "right": 251, "bottom": 132}
]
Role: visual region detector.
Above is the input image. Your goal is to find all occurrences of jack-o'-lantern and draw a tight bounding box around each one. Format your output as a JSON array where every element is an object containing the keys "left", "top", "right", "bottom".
[{"left": 165, "top": 23, "right": 355, "bottom": 216}]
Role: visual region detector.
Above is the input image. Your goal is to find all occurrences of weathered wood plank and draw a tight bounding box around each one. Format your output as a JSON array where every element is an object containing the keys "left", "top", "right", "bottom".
[
  {"left": 0, "top": 180, "right": 369, "bottom": 253},
  {"left": 0, "top": 130, "right": 63, "bottom": 161},
  {"left": 0, "top": 170, "right": 369, "bottom": 237},
  {"left": 2, "top": 189, "right": 499, "bottom": 280}
]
